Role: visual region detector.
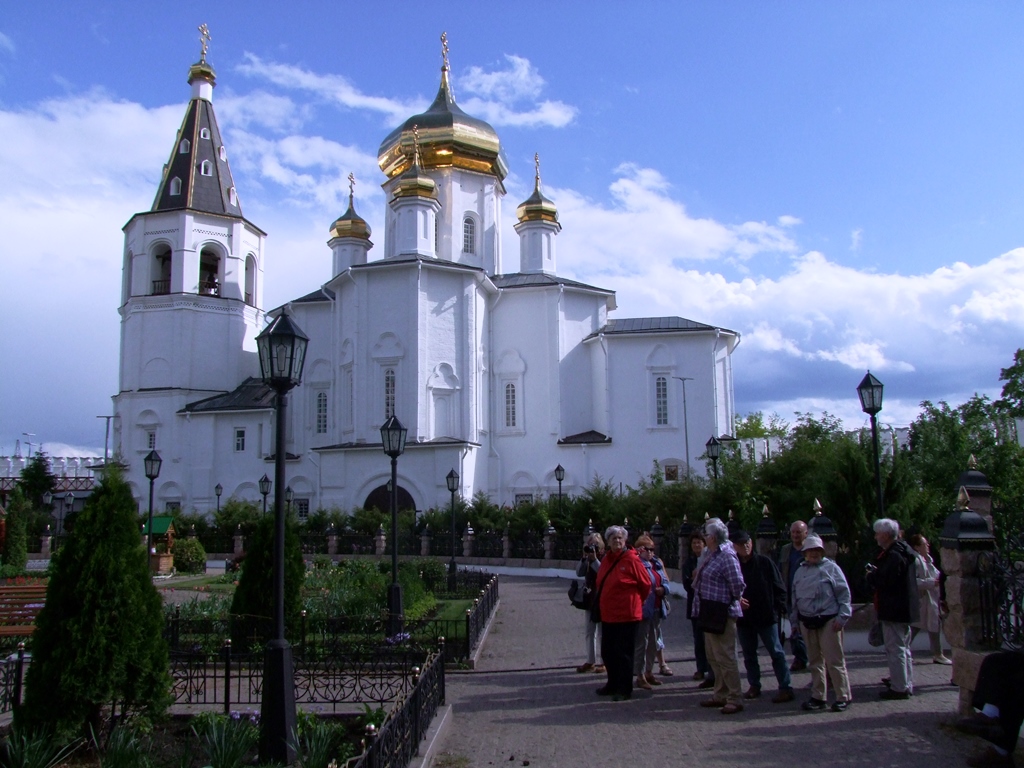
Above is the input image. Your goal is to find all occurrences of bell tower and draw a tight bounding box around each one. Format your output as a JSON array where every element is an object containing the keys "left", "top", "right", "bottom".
[{"left": 113, "top": 27, "right": 266, "bottom": 477}]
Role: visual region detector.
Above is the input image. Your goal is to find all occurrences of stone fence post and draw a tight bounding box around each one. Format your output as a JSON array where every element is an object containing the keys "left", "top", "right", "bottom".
[
  {"left": 543, "top": 521, "right": 556, "bottom": 560},
  {"left": 503, "top": 525, "right": 511, "bottom": 560},
  {"left": 374, "top": 525, "right": 386, "bottom": 557},
  {"left": 650, "top": 518, "right": 665, "bottom": 559},
  {"left": 462, "top": 524, "right": 474, "bottom": 558},
  {"left": 807, "top": 500, "right": 838, "bottom": 560},
  {"left": 327, "top": 528, "right": 338, "bottom": 557},
  {"left": 233, "top": 526, "right": 244, "bottom": 557},
  {"left": 40, "top": 526, "right": 51, "bottom": 558},
  {"left": 420, "top": 527, "right": 432, "bottom": 557},
  {"left": 940, "top": 477, "right": 997, "bottom": 715},
  {"left": 755, "top": 506, "right": 778, "bottom": 558}
]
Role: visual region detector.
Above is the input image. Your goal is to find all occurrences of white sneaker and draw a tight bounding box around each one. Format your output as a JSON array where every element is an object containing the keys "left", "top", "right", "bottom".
[{"left": 933, "top": 655, "right": 952, "bottom": 665}]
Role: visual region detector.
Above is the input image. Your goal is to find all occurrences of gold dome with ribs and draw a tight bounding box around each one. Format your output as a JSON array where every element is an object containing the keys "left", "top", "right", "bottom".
[
  {"left": 330, "top": 173, "right": 371, "bottom": 239},
  {"left": 516, "top": 153, "right": 558, "bottom": 224}
]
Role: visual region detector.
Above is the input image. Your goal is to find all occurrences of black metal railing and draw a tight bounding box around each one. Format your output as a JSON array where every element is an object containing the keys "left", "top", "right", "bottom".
[
  {"left": 978, "top": 531, "right": 1024, "bottom": 651},
  {"left": 335, "top": 533, "right": 376, "bottom": 555},
  {"left": 509, "top": 532, "right": 544, "bottom": 559},
  {"left": 473, "top": 532, "right": 503, "bottom": 559},
  {"left": 198, "top": 280, "right": 220, "bottom": 297},
  {"left": 352, "top": 649, "right": 445, "bottom": 768},
  {"left": 553, "top": 533, "right": 582, "bottom": 561},
  {"left": 197, "top": 532, "right": 235, "bottom": 555},
  {"left": 299, "top": 534, "right": 329, "bottom": 555},
  {"left": 0, "top": 645, "right": 27, "bottom": 714}
]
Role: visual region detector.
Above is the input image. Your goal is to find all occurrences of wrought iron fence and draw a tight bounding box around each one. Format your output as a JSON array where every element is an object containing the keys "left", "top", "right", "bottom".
[
  {"left": 351, "top": 649, "right": 445, "bottom": 768},
  {"left": 299, "top": 534, "right": 329, "bottom": 556},
  {"left": 978, "top": 531, "right": 1024, "bottom": 651},
  {"left": 196, "top": 532, "right": 235, "bottom": 555},
  {"left": 473, "top": 532, "right": 503, "bottom": 558},
  {"left": 658, "top": 534, "right": 680, "bottom": 570},
  {"left": 509, "top": 532, "right": 544, "bottom": 559},
  {"left": 553, "top": 533, "right": 582, "bottom": 561},
  {"left": 335, "top": 533, "right": 376, "bottom": 555},
  {"left": 0, "top": 646, "right": 26, "bottom": 714}
]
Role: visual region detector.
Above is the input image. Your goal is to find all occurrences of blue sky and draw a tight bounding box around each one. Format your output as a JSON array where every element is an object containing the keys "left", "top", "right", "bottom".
[{"left": 2, "top": 3, "right": 1024, "bottom": 457}]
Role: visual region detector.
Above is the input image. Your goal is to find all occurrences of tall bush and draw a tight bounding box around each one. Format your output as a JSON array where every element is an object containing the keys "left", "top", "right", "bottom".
[
  {"left": 18, "top": 468, "right": 170, "bottom": 739},
  {"left": 230, "top": 513, "right": 304, "bottom": 638},
  {"left": 2, "top": 488, "right": 29, "bottom": 573}
]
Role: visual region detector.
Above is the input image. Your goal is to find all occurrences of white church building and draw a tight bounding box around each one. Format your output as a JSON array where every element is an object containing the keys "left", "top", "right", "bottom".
[{"left": 112, "top": 44, "right": 740, "bottom": 517}]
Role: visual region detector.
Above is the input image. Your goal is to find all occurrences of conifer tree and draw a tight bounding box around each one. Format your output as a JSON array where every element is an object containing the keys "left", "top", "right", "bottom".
[
  {"left": 2, "top": 488, "right": 28, "bottom": 573},
  {"left": 230, "top": 512, "right": 304, "bottom": 642},
  {"left": 17, "top": 468, "right": 170, "bottom": 738}
]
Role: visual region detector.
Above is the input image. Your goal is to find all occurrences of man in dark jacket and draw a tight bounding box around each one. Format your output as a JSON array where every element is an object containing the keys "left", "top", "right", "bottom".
[
  {"left": 865, "top": 518, "right": 920, "bottom": 700},
  {"left": 731, "top": 530, "right": 795, "bottom": 703}
]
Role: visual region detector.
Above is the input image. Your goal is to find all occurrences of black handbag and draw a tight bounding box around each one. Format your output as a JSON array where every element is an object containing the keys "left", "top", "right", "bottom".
[
  {"left": 696, "top": 599, "right": 730, "bottom": 635},
  {"left": 568, "top": 580, "right": 587, "bottom": 610},
  {"left": 799, "top": 613, "right": 837, "bottom": 630}
]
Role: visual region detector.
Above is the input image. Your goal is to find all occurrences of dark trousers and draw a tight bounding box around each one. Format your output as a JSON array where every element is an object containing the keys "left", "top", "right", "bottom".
[
  {"left": 789, "top": 624, "right": 809, "bottom": 664},
  {"left": 972, "top": 651, "right": 1024, "bottom": 753},
  {"left": 601, "top": 621, "right": 639, "bottom": 696},
  {"left": 691, "top": 619, "right": 712, "bottom": 678},
  {"left": 738, "top": 622, "right": 792, "bottom": 691}
]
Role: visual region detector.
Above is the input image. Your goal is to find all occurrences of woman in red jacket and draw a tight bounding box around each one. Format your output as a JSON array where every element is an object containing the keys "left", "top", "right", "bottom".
[{"left": 594, "top": 525, "right": 651, "bottom": 701}]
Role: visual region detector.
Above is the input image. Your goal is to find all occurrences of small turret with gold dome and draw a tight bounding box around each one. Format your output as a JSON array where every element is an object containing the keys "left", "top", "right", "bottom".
[
  {"left": 377, "top": 32, "right": 508, "bottom": 183},
  {"left": 516, "top": 154, "right": 559, "bottom": 224},
  {"left": 392, "top": 126, "right": 438, "bottom": 199},
  {"left": 330, "top": 173, "right": 372, "bottom": 240},
  {"left": 188, "top": 24, "right": 216, "bottom": 101}
]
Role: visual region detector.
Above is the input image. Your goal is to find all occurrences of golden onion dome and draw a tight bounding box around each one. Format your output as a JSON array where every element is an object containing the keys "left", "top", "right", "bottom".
[
  {"left": 392, "top": 126, "right": 438, "bottom": 199},
  {"left": 378, "top": 53, "right": 508, "bottom": 182},
  {"left": 516, "top": 154, "right": 558, "bottom": 224},
  {"left": 330, "top": 174, "right": 372, "bottom": 239}
]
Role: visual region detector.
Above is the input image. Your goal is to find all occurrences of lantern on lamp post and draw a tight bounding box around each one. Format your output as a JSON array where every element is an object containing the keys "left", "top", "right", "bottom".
[
  {"left": 215, "top": 483, "right": 223, "bottom": 513},
  {"left": 144, "top": 449, "right": 162, "bottom": 559},
  {"left": 705, "top": 436, "right": 721, "bottom": 480},
  {"left": 254, "top": 308, "right": 308, "bottom": 765},
  {"left": 857, "top": 371, "right": 885, "bottom": 519},
  {"left": 380, "top": 416, "right": 408, "bottom": 638},
  {"left": 446, "top": 468, "right": 459, "bottom": 589},
  {"left": 259, "top": 474, "right": 271, "bottom": 516},
  {"left": 554, "top": 464, "right": 565, "bottom": 518}
]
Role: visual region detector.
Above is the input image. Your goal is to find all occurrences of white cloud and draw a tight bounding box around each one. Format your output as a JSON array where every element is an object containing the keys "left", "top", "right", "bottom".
[
  {"left": 778, "top": 215, "right": 801, "bottom": 227},
  {"left": 217, "top": 91, "right": 308, "bottom": 133},
  {"left": 457, "top": 54, "right": 577, "bottom": 128},
  {"left": 235, "top": 53, "right": 424, "bottom": 125},
  {"left": 850, "top": 228, "right": 863, "bottom": 251},
  {"left": 0, "top": 31, "right": 14, "bottom": 56},
  {"left": 461, "top": 55, "right": 545, "bottom": 102}
]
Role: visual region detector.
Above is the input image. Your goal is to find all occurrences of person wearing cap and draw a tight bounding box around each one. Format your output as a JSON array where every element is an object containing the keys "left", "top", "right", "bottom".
[
  {"left": 730, "top": 529, "right": 795, "bottom": 703},
  {"left": 790, "top": 534, "right": 853, "bottom": 712}
]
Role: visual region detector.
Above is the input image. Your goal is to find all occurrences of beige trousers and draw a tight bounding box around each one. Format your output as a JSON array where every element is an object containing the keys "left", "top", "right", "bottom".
[
  {"left": 804, "top": 623, "right": 852, "bottom": 703},
  {"left": 704, "top": 617, "right": 742, "bottom": 705}
]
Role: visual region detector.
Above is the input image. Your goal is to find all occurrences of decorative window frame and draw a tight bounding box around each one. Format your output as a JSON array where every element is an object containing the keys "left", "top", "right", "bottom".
[
  {"left": 179, "top": 139, "right": 190, "bottom": 154},
  {"left": 234, "top": 428, "right": 246, "bottom": 452},
  {"left": 200, "top": 160, "right": 213, "bottom": 177},
  {"left": 315, "top": 391, "right": 328, "bottom": 435},
  {"left": 462, "top": 213, "right": 479, "bottom": 255},
  {"left": 169, "top": 177, "right": 182, "bottom": 196},
  {"left": 371, "top": 334, "right": 405, "bottom": 424},
  {"left": 495, "top": 349, "right": 526, "bottom": 436},
  {"left": 645, "top": 344, "right": 676, "bottom": 431}
]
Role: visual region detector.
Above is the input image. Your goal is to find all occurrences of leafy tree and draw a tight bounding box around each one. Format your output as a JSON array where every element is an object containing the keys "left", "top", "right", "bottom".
[
  {"left": 734, "top": 411, "right": 789, "bottom": 438},
  {"left": 2, "top": 488, "right": 29, "bottom": 573},
  {"left": 18, "top": 468, "right": 170, "bottom": 739},
  {"left": 213, "top": 498, "right": 261, "bottom": 536},
  {"left": 18, "top": 452, "right": 57, "bottom": 510},
  {"left": 230, "top": 513, "right": 304, "bottom": 640},
  {"left": 997, "top": 348, "right": 1024, "bottom": 417}
]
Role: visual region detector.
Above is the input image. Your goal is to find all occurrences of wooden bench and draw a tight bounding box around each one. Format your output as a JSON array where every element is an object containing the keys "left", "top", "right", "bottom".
[{"left": 0, "top": 585, "right": 47, "bottom": 637}]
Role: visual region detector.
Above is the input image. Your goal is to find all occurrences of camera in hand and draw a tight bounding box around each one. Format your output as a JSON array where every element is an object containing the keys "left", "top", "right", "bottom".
[{"left": 583, "top": 545, "right": 596, "bottom": 554}]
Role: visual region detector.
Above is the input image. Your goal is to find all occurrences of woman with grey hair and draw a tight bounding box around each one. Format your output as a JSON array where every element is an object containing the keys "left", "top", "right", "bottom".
[
  {"left": 593, "top": 525, "right": 650, "bottom": 701},
  {"left": 690, "top": 517, "right": 746, "bottom": 714},
  {"left": 576, "top": 532, "right": 605, "bottom": 673}
]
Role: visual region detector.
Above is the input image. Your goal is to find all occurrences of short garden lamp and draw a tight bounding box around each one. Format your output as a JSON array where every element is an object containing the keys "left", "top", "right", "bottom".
[
  {"left": 63, "top": 491, "right": 74, "bottom": 537},
  {"left": 554, "top": 464, "right": 565, "bottom": 518},
  {"left": 42, "top": 491, "right": 52, "bottom": 508},
  {"left": 144, "top": 449, "right": 162, "bottom": 556},
  {"left": 446, "top": 468, "right": 460, "bottom": 585},
  {"left": 214, "top": 483, "right": 223, "bottom": 513},
  {"left": 380, "top": 415, "right": 408, "bottom": 638},
  {"left": 254, "top": 308, "right": 309, "bottom": 765},
  {"left": 259, "top": 473, "right": 272, "bottom": 515},
  {"left": 285, "top": 485, "right": 293, "bottom": 515},
  {"left": 857, "top": 371, "right": 885, "bottom": 519},
  {"left": 705, "top": 436, "right": 721, "bottom": 480}
]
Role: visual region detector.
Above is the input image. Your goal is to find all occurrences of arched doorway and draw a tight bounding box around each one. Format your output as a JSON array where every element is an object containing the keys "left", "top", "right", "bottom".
[{"left": 363, "top": 484, "right": 415, "bottom": 513}]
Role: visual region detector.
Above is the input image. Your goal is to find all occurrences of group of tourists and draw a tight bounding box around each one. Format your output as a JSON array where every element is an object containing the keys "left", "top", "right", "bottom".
[{"left": 572, "top": 515, "right": 954, "bottom": 716}]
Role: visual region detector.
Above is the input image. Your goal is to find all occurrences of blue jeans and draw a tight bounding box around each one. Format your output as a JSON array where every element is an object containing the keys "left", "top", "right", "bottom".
[{"left": 738, "top": 622, "right": 792, "bottom": 691}]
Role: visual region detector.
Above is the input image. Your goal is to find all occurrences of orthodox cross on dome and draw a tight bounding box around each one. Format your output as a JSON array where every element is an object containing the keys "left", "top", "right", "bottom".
[
  {"left": 412, "top": 124, "right": 422, "bottom": 166},
  {"left": 347, "top": 172, "right": 356, "bottom": 205},
  {"left": 441, "top": 31, "right": 450, "bottom": 71},
  {"left": 534, "top": 152, "right": 541, "bottom": 189},
  {"left": 198, "top": 23, "right": 211, "bottom": 63}
]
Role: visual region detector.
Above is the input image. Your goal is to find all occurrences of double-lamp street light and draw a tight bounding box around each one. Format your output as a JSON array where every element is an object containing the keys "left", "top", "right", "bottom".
[
  {"left": 380, "top": 415, "right": 408, "bottom": 638},
  {"left": 857, "top": 371, "right": 885, "bottom": 520},
  {"left": 255, "top": 308, "right": 308, "bottom": 765}
]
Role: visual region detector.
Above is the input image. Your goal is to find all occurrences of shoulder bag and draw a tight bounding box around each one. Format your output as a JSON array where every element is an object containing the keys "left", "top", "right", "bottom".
[{"left": 696, "top": 598, "right": 729, "bottom": 635}]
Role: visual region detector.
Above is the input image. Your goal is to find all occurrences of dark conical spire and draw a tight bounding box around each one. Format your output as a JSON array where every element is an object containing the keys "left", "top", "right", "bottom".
[{"left": 151, "top": 33, "right": 242, "bottom": 217}]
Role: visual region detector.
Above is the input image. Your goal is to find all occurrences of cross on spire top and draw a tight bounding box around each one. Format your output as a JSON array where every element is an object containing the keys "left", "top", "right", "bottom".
[
  {"left": 198, "top": 23, "right": 211, "bottom": 63},
  {"left": 441, "top": 31, "right": 450, "bottom": 71}
]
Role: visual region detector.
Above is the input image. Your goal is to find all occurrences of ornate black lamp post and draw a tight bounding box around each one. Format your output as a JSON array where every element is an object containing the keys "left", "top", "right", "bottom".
[
  {"left": 857, "top": 371, "right": 885, "bottom": 519},
  {"left": 259, "top": 474, "right": 272, "bottom": 515},
  {"left": 215, "top": 483, "right": 223, "bottom": 513},
  {"left": 144, "top": 449, "right": 162, "bottom": 560},
  {"left": 285, "top": 486, "right": 293, "bottom": 516},
  {"left": 446, "top": 468, "right": 459, "bottom": 589},
  {"left": 554, "top": 464, "right": 565, "bottom": 517},
  {"left": 255, "top": 308, "right": 308, "bottom": 765},
  {"left": 64, "top": 492, "right": 74, "bottom": 536},
  {"left": 380, "top": 416, "right": 408, "bottom": 637},
  {"left": 705, "top": 436, "right": 721, "bottom": 480}
]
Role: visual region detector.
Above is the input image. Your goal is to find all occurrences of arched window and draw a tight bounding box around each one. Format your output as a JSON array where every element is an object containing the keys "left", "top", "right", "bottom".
[
  {"left": 462, "top": 216, "right": 476, "bottom": 254},
  {"left": 200, "top": 127, "right": 211, "bottom": 139},
  {"left": 219, "top": 145, "right": 227, "bottom": 161},
  {"left": 316, "top": 392, "right": 328, "bottom": 434},
  {"left": 200, "top": 160, "right": 213, "bottom": 176},
  {"left": 228, "top": 186, "right": 237, "bottom": 206},
  {"left": 434, "top": 215, "right": 439, "bottom": 254},
  {"left": 505, "top": 383, "right": 517, "bottom": 428},
  {"left": 179, "top": 138, "right": 190, "bottom": 154},
  {"left": 152, "top": 246, "right": 172, "bottom": 295},
  {"left": 199, "top": 248, "right": 219, "bottom": 296},
  {"left": 244, "top": 254, "right": 256, "bottom": 305},
  {"left": 384, "top": 368, "right": 396, "bottom": 420},
  {"left": 655, "top": 376, "right": 668, "bottom": 426},
  {"left": 169, "top": 177, "right": 182, "bottom": 196}
]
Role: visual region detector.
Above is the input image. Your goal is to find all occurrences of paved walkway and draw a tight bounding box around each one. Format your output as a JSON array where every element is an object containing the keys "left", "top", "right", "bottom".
[{"left": 435, "top": 575, "right": 1006, "bottom": 768}]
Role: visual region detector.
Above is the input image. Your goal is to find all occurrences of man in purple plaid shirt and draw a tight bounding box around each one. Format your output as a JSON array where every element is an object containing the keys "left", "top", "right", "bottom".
[{"left": 691, "top": 517, "right": 746, "bottom": 714}]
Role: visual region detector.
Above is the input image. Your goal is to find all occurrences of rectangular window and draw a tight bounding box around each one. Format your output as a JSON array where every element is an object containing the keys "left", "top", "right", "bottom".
[
  {"left": 384, "top": 368, "right": 396, "bottom": 420},
  {"left": 165, "top": 501, "right": 181, "bottom": 513},
  {"left": 655, "top": 376, "right": 668, "bottom": 426},
  {"left": 294, "top": 498, "right": 310, "bottom": 521},
  {"left": 664, "top": 464, "right": 679, "bottom": 482},
  {"left": 504, "top": 383, "right": 517, "bottom": 428},
  {"left": 147, "top": 431, "right": 157, "bottom": 450},
  {"left": 316, "top": 392, "right": 328, "bottom": 434},
  {"left": 234, "top": 428, "right": 246, "bottom": 452},
  {"left": 514, "top": 493, "right": 533, "bottom": 506},
  {"left": 345, "top": 369, "right": 354, "bottom": 427}
]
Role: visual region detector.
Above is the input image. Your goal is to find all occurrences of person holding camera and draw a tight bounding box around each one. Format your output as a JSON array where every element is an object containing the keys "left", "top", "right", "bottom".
[{"left": 576, "top": 532, "right": 605, "bottom": 673}]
